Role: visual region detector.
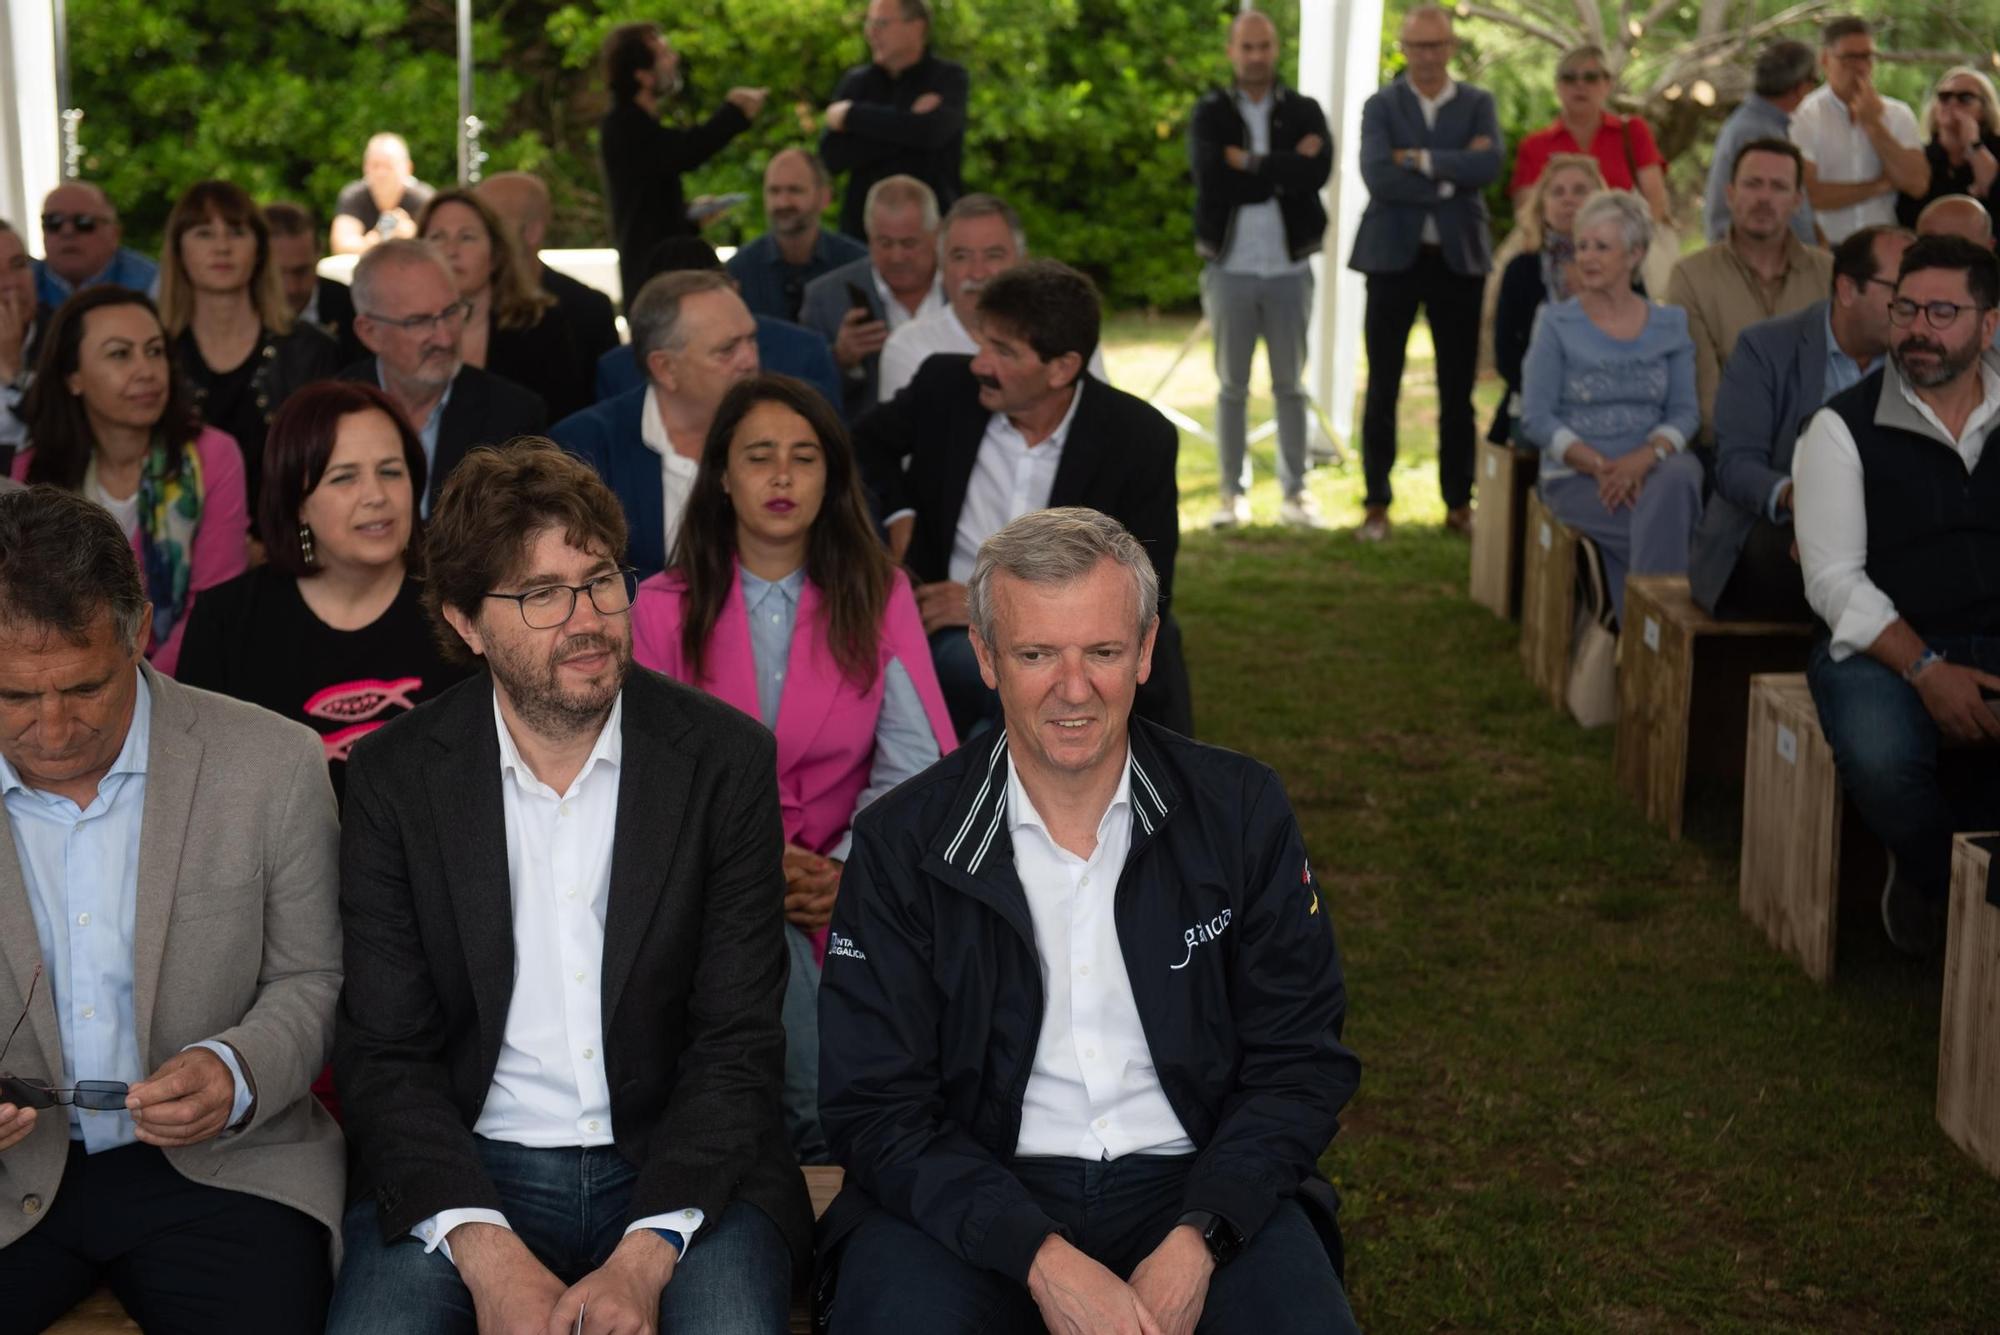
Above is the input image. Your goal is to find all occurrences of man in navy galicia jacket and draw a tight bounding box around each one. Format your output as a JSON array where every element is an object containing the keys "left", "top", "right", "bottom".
[{"left": 816, "top": 507, "right": 1359, "bottom": 1335}]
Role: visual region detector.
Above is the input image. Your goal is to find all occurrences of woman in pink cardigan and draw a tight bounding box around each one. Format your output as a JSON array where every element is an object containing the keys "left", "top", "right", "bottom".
[
  {"left": 632, "top": 373, "right": 955, "bottom": 1160},
  {"left": 14, "top": 287, "right": 247, "bottom": 674}
]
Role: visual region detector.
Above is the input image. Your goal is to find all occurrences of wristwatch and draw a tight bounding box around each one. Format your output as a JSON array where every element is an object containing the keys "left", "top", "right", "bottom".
[
  {"left": 1178, "top": 1210, "right": 1244, "bottom": 1267},
  {"left": 1905, "top": 648, "right": 1945, "bottom": 683},
  {"left": 1651, "top": 440, "right": 1671, "bottom": 463}
]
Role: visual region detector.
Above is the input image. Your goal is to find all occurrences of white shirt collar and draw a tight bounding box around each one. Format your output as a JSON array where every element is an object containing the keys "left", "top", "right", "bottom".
[
  {"left": 871, "top": 268, "right": 945, "bottom": 324},
  {"left": 640, "top": 385, "right": 702, "bottom": 475},
  {"left": 491, "top": 684, "right": 624, "bottom": 800},
  {"left": 1408, "top": 75, "right": 1457, "bottom": 111},
  {"left": 1005, "top": 745, "right": 1132, "bottom": 842},
  {"left": 995, "top": 376, "right": 1087, "bottom": 453},
  {"left": 1894, "top": 352, "right": 2000, "bottom": 449}
]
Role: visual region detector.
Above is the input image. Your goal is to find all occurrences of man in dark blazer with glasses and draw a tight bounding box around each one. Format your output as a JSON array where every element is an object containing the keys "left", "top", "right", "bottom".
[{"left": 1347, "top": 3, "right": 1504, "bottom": 542}]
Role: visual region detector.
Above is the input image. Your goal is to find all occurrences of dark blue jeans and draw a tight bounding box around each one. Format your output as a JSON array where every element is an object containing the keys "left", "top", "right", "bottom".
[
  {"left": 326, "top": 1137, "right": 792, "bottom": 1335},
  {"left": 828, "top": 1156, "right": 1356, "bottom": 1335},
  {"left": 1806, "top": 633, "right": 2000, "bottom": 901},
  {"left": 931, "top": 625, "right": 1001, "bottom": 740}
]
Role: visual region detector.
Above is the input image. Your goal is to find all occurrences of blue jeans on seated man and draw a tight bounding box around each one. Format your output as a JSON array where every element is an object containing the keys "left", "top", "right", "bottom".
[
  {"left": 1807, "top": 632, "right": 2000, "bottom": 902},
  {"left": 930, "top": 625, "right": 1001, "bottom": 740},
  {"left": 326, "top": 1137, "right": 793, "bottom": 1335},
  {"left": 828, "top": 1155, "right": 1356, "bottom": 1335}
]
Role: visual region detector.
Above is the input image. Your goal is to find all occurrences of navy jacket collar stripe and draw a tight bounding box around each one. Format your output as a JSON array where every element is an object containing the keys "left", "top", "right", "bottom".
[{"left": 939, "top": 728, "right": 1177, "bottom": 875}]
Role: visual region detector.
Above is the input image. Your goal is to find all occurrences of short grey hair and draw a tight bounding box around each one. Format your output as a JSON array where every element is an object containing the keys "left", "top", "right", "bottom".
[
  {"left": 0, "top": 486, "right": 150, "bottom": 651},
  {"left": 351, "top": 238, "right": 455, "bottom": 317},
  {"left": 1573, "top": 189, "right": 1653, "bottom": 259},
  {"left": 628, "top": 269, "right": 736, "bottom": 367},
  {"left": 939, "top": 193, "right": 1027, "bottom": 264},
  {"left": 864, "top": 174, "right": 940, "bottom": 237},
  {"left": 967, "top": 507, "right": 1160, "bottom": 647}
]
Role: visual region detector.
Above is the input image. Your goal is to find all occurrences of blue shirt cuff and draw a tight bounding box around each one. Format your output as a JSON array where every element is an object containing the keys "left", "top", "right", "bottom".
[{"left": 185, "top": 1040, "right": 254, "bottom": 1133}]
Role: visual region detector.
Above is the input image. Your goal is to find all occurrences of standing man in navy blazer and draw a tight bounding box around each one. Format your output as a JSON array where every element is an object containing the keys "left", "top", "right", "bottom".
[
  {"left": 1189, "top": 11, "right": 1332, "bottom": 531},
  {"left": 1348, "top": 4, "right": 1503, "bottom": 542}
]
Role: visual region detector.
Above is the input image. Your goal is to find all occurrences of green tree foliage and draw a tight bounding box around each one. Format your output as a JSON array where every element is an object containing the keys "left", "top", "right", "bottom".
[{"left": 66, "top": 0, "right": 1312, "bottom": 309}]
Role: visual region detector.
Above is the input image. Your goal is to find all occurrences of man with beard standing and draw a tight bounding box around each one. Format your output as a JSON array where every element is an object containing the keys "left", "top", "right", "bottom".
[
  {"left": 598, "top": 21, "right": 768, "bottom": 310},
  {"left": 1794, "top": 234, "right": 2000, "bottom": 953},
  {"left": 326, "top": 441, "right": 811, "bottom": 1333}
]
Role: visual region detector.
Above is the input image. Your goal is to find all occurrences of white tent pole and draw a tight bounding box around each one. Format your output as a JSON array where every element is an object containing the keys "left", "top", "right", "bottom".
[{"left": 0, "top": 0, "right": 63, "bottom": 247}]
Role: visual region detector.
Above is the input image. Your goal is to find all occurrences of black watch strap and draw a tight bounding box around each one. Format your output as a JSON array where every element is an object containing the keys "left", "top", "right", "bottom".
[{"left": 1177, "top": 1210, "right": 1244, "bottom": 1267}]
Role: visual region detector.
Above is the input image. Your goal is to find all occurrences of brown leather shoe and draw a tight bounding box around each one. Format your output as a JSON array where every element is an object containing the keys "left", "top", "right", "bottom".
[
  {"left": 1445, "top": 505, "right": 1474, "bottom": 538},
  {"left": 1356, "top": 507, "right": 1390, "bottom": 542}
]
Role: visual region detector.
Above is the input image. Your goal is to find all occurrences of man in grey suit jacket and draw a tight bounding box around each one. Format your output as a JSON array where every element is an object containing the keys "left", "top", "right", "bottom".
[
  {"left": 799, "top": 174, "right": 943, "bottom": 419},
  {"left": 1347, "top": 4, "right": 1503, "bottom": 541},
  {"left": 0, "top": 487, "right": 344, "bottom": 1331},
  {"left": 1691, "top": 224, "right": 1912, "bottom": 618}
]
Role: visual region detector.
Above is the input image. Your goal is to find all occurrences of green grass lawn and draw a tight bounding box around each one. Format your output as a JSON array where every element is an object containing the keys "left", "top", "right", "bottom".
[{"left": 1103, "top": 317, "right": 2000, "bottom": 1332}]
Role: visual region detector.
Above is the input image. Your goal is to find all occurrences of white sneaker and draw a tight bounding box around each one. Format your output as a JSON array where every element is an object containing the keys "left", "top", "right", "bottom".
[
  {"left": 1280, "top": 493, "right": 1327, "bottom": 529},
  {"left": 1210, "top": 494, "right": 1250, "bottom": 529}
]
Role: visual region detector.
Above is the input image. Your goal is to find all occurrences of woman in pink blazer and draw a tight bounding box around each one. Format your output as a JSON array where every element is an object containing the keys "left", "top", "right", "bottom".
[
  {"left": 13, "top": 287, "right": 248, "bottom": 675},
  {"left": 631, "top": 372, "right": 955, "bottom": 1159}
]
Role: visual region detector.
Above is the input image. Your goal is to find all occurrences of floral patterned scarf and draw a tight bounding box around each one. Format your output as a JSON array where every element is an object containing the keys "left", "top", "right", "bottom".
[
  {"left": 1541, "top": 232, "right": 1578, "bottom": 303},
  {"left": 85, "top": 436, "right": 205, "bottom": 651}
]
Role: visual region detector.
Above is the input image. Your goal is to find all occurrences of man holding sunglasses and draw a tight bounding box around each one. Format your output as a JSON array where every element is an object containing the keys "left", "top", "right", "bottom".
[
  {"left": 1793, "top": 235, "right": 2000, "bottom": 953},
  {"left": 31, "top": 182, "right": 158, "bottom": 310},
  {"left": 0, "top": 487, "right": 345, "bottom": 1330},
  {"left": 339, "top": 239, "right": 547, "bottom": 517}
]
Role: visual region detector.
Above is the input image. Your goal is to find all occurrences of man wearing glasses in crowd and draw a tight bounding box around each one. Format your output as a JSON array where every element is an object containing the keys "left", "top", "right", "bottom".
[
  {"left": 327, "top": 442, "right": 810, "bottom": 1335},
  {"left": 1789, "top": 15, "right": 1929, "bottom": 244},
  {"left": 0, "top": 487, "right": 346, "bottom": 1330},
  {"left": 339, "top": 239, "right": 547, "bottom": 516},
  {"left": 32, "top": 182, "right": 157, "bottom": 309},
  {"left": 1793, "top": 235, "right": 2000, "bottom": 954}
]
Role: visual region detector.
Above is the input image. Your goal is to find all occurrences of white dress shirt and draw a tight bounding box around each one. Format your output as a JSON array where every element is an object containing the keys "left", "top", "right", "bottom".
[
  {"left": 1221, "top": 89, "right": 1307, "bottom": 278},
  {"left": 1008, "top": 751, "right": 1195, "bottom": 1161},
  {"left": 870, "top": 268, "right": 946, "bottom": 332},
  {"left": 1788, "top": 85, "right": 1923, "bottom": 243},
  {"left": 946, "top": 385, "right": 1086, "bottom": 584},
  {"left": 413, "top": 692, "right": 703, "bottom": 1260},
  {"left": 1794, "top": 353, "right": 2000, "bottom": 660},
  {"left": 1410, "top": 78, "right": 1459, "bottom": 246},
  {"left": 640, "top": 385, "right": 702, "bottom": 567},
  {"left": 876, "top": 304, "right": 1112, "bottom": 404}
]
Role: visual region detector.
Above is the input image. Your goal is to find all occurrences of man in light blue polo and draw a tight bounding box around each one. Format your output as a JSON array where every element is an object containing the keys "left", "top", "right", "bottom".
[{"left": 1704, "top": 40, "right": 1822, "bottom": 247}]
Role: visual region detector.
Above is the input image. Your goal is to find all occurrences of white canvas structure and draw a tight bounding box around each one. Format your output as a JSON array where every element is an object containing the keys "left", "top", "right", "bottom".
[{"left": 0, "top": 0, "right": 62, "bottom": 253}]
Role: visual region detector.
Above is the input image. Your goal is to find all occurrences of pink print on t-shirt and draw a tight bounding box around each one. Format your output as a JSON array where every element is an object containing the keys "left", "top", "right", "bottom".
[{"left": 305, "top": 676, "right": 425, "bottom": 762}]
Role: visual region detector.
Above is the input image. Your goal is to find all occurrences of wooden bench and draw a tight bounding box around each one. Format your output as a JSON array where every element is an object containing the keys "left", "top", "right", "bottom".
[
  {"left": 1518, "top": 490, "right": 1581, "bottom": 710},
  {"left": 1940, "top": 834, "right": 2000, "bottom": 1179},
  {"left": 1469, "top": 441, "right": 1539, "bottom": 621},
  {"left": 1612, "top": 576, "right": 1811, "bottom": 840},
  {"left": 49, "top": 1165, "right": 848, "bottom": 1335},
  {"left": 1738, "top": 673, "right": 1887, "bottom": 983}
]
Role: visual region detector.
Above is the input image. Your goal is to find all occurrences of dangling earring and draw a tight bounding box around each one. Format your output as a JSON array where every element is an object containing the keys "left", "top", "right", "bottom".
[{"left": 299, "top": 522, "right": 316, "bottom": 567}]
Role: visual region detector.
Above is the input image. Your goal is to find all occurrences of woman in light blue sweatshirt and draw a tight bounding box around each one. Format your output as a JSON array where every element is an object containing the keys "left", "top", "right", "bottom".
[{"left": 1522, "top": 189, "right": 1703, "bottom": 624}]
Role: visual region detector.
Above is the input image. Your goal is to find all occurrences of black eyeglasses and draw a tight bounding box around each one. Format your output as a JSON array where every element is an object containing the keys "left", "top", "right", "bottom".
[
  {"left": 1889, "top": 297, "right": 1991, "bottom": 329},
  {"left": 40, "top": 212, "right": 106, "bottom": 235},
  {"left": 362, "top": 300, "right": 472, "bottom": 334},
  {"left": 1937, "top": 89, "right": 1988, "bottom": 107},
  {"left": 483, "top": 568, "right": 638, "bottom": 630},
  {"left": 0, "top": 964, "right": 129, "bottom": 1112}
]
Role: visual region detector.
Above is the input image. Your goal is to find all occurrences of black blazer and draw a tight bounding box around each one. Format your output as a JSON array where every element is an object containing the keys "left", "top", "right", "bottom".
[
  {"left": 338, "top": 359, "right": 547, "bottom": 510},
  {"left": 487, "top": 305, "right": 592, "bottom": 423},
  {"left": 853, "top": 356, "right": 1193, "bottom": 734},
  {"left": 333, "top": 669, "right": 814, "bottom": 1270},
  {"left": 541, "top": 265, "right": 621, "bottom": 369}
]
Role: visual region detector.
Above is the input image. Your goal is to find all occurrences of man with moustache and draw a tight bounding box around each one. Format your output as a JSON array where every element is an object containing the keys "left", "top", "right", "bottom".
[
  {"left": 1690, "top": 224, "right": 1912, "bottom": 620},
  {"left": 339, "top": 240, "right": 546, "bottom": 516},
  {"left": 727, "top": 149, "right": 867, "bottom": 324},
  {"left": 326, "top": 441, "right": 810, "bottom": 1334},
  {"left": 876, "top": 192, "right": 1107, "bottom": 403},
  {"left": 1793, "top": 235, "right": 2000, "bottom": 953},
  {"left": 32, "top": 182, "right": 156, "bottom": 308},
  {"left": 597, "top": 21, "right": 767, "bottom": 310},
  {"left": 816, "top": 507, "right": 1359, "bottom": 1335},
  {"left": 1665, "top": 138, "right": 1833, "bottom": 440}
]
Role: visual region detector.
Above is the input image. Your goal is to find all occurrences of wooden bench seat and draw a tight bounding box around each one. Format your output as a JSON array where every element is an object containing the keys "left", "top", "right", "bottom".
[
  {"left": 1612, "top": 575, "right": 1811, "bottom": 840},
  {"left": 49, "top": 1166, "right": 847, "bottom": 1335},
  {"left": 1518, "top": 490, "right": 1580, "bottom": 711},
  {"left": 1469, "top": 441, "right": 1539, "bottom": 621},
  {"left": 1940, "top": 835, "right": 2000, "bottom": 1179},
  {"left": 1738, "top": 673, "right": 1886, "bottom": 983}
]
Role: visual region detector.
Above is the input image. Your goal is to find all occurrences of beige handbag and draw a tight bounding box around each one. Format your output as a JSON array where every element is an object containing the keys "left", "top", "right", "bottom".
[{"left": 1565, "top": 535, "right": 1619, "bottom": 728}]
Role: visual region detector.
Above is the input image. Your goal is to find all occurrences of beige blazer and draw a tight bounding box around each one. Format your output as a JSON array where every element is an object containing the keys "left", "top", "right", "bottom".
[{"left": 0, "top": 664, "right": 345, "bottom": 1259}]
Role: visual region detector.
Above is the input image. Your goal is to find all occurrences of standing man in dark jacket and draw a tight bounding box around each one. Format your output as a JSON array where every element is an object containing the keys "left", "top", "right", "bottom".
[
  {"left": 817, "top": 507, "right": 1359, "bottom": 1335},
  {"left": 820, "top": 0, "right": 968, "bottom": 241},
  {"left": 1348, "top": 3, "right": 1504, "bottom": 541},
  {"left": 1189, "top": 11, "right": 1332, "bottom": 531},
  {"left": 597, "top": 21, "right": 767, "bottom": 310}
]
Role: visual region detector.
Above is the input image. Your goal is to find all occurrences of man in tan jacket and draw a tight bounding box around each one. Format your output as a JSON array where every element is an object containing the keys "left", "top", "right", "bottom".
[
  {"left": 0, "top": 487, "right": 344, "bottom": 1330},
  {"left": 1667, "top": 136, "right": 1834, "bottom": 440}
]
